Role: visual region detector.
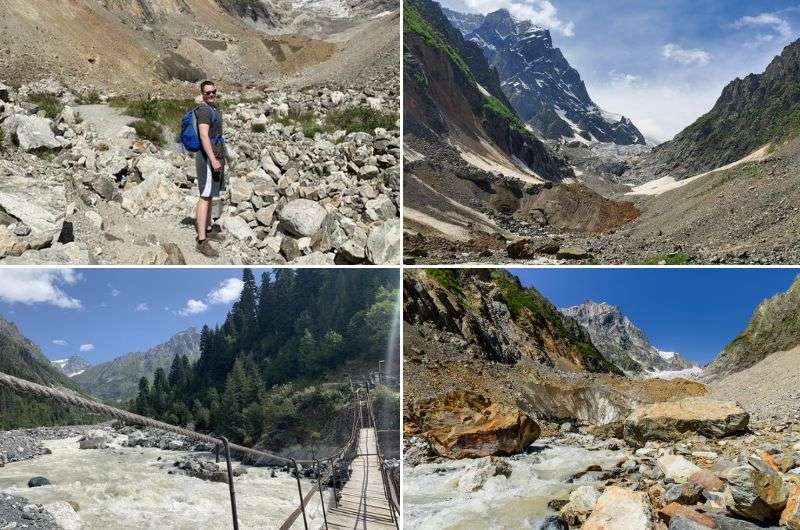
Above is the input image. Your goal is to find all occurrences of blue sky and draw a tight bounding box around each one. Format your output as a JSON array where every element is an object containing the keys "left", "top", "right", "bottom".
[
  {"left": 512, "top": 268, "right": 800, "bottom": 365},
  {"left": 440, "top": 0, "right": 800, "bottom": 141},
  {"left": 0, "top": 268, "right": 268, "bottom": 364}
]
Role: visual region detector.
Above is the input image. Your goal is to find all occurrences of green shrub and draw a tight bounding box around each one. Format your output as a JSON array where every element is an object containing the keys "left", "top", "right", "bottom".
[
  {"left": 28, "top": 92, "right": 63, "bottom": 119},
  {"left": 640, "top": 252, "right": 691, "bottom": 265},
  {"left": 129, "top": 119, "right": 165, "bottom": 146},
  {"left": 0, "top": 128, "right": 4, "bottom": 150},
  {"left": 113, "top": 97, "right": 195, "bottom": 132},
  {"left": 425, "top": 269, "right": 464, "bottom": 297},
  {"left": 251, "top": 122, "right": 266, "bottom": 133},
  {"left": 77, "top": 90, "right": 101, "bottom": 104},
  {"left": 326, "top": 106, "right": 398, "bottom": 134}
]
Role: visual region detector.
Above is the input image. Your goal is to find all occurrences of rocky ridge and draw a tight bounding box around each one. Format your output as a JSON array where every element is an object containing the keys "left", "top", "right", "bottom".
[
  {"left": 444, "top": 8, "right": 645, "bottom": 145},
  {"left": 73, "top": 328, "right": 201, "bottom": 402},
  {"left": 0, "top": 78, "right": 400, "bottom": 264},
  {"left": 705, "top": 274, "right": 800, "bottom": 381},
  {"left": 629, "top": 38, "right": 800, "bottom": 181},
  {"left": 562, "top": 300, "right": 695, "bottom": 375},
  {"left": 50, "top": 356, "right": 91, "bottom": 378}
]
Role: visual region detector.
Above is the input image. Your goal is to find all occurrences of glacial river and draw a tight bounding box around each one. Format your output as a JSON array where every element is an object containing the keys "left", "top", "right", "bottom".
[
  {"left": 403, "top": 443, "right": 625, "bottom": 529},
  {"left": 0, "top": 436, "right": 324, "bottom": 529}
]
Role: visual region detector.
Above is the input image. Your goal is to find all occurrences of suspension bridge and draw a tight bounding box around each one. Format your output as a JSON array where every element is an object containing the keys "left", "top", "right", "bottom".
[{"left": 0, "top": 371, "right": 399, "bottom": 529}]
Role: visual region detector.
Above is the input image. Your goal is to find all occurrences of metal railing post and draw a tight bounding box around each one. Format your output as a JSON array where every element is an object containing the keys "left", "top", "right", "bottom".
[
  {"left": 220, "top": 437, "right": 239, "bottom": 530},
  {"left": 291, "top": 459, "right": 309, "bottom": 530},
  {"left": 331, "top": 458, "right": 339, "bottom": 508},
  {"left": 315, "top": 459, "right": 329, "bottom": 530}
]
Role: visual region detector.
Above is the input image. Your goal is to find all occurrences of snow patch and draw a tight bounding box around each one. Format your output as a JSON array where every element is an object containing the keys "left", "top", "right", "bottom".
[
  {"left": 657, "top": 350, "right": 677, "bottom": 360},
  {"left": 642, "top": 366, "right": 704, "bottom": 380}
]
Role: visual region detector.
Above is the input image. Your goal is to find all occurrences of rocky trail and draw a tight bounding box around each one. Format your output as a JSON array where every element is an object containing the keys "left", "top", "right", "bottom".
[{"left": 0, "top": 78, "right": 400, "bottom": 264}]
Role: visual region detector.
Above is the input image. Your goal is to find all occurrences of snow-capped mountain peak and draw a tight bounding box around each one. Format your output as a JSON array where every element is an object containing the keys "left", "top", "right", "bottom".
[
  {"left": 443, "top": 7, "right": 645, "bottom": 146},
  {"left": 51, "top": 355, "right": 91, "bottom": 378}
]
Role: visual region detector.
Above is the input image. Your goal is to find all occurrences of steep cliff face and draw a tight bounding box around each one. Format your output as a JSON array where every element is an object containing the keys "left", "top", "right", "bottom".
[
  {"left": 706, "top": 274, "right": 800, "bottom": 380},
  {"left": 632, "top": 39, "right": 800, "bottom": 180},
  {"left": 403, "top": 0, "right": 572, "bottom": 181},
  {"left": 445, "top": 8, "right": 644, "bottom": 146},
  {"left": 404, "top": 269, "right": 620, "bottom": 373},
  {"left": 562, "top": 300, "right": 695, "bottom": 374}
]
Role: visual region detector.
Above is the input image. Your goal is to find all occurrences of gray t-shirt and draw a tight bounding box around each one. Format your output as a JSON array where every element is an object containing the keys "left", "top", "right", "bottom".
[{"left": 196, "top": 103, "right": 225, "bottom": 158}]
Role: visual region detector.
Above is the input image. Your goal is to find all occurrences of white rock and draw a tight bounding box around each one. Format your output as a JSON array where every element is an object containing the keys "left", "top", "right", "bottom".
[
  {"left": 279, "top": 199, "right": 326, "bottom": 237},
  {"left": 84, "top": 210, "right": 103, "bottom": 230},
  {"left": 14, "top": 114, "right": 60, "bottom": 151},
  {"left": 657, "top": 454, "right": 701, "bottom": 483},
  {"left": 219, "top": 215, "right": 255, "bottom": 241},
  {"left": 366, "top": 218, "right": 400, "bottom": 265},
  {"left": 43, "top": 501, "right": 81, "bottom": 530}
]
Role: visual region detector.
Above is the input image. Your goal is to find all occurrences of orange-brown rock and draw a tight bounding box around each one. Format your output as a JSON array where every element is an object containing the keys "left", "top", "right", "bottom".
[
  {"left": 689, "top": 469, "right": 724, "bottom": 492},
  {"left": 659, "top": 503, "right": 717, "bottom": 528},
  {"left": 583, "top": 487, "right": 655, "bottom": 530},
  {"left": 409, "top": 390, "right": 540, "bottom": 459},
  {"left": 781, "top": 483, "right": 800, "bottom": 530}
]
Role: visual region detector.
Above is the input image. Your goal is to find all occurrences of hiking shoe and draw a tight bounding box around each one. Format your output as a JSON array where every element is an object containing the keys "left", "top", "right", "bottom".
[
  {"left": 196, "top": 238, "right": 219, "bottom": 258},
  {"left": 205, "top": 226, "right": 225, "bottom": 241}
]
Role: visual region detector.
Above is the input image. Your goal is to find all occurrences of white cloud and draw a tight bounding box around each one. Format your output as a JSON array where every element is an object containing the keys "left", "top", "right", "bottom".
[
  {"left": 52, "top": 339, "right": 68, "bottom": 346},
  {"left": 591, "top": 80, "right": 722, "bottom": 143},
  {"left": 111, "top": 289, "right": 120, "bottom": 297},
  {"left": 208, "top": 278, "right": 244, "bottom": 305},
  {"left": 733, "top": 13, "right": 792, "bottom": 39},
  {"left": 0, "top": 269, "right": 82, "bottom": 309},
  {"left": 609, "top": 70, "right": 641, "bottom": 88},
  {"left": 464, "top": 0, "right": 575, "bottom": 36},
  {"left": 661, "top": 43, "right": 711, "bottom": 66},
  {"left": 80, "top": 343, "right": 95, "bottom": 352},
  {"left": 135, "top": 302, "right": 149, "bottom": 312},
  {"left": 178, "top": 299, "right": 209, "bottom": 316}
]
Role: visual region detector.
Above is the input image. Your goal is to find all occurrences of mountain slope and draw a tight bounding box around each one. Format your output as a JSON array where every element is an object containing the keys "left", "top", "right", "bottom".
[
  {"left": 0, "top": 318, "right": 90, "bottom": 429},
  {"left": 404, "top": 0, "right": 572, "bottom": 181},
  {"left": 705, "top": 274, "right": 800, "bottom": 380},
  {"left": 0, "top": 0, "right": 397, "bottom": 93},
  {"left": 404, "top": 269, "right": 621, "bottom": 373},
  {"left": 561, "top": 300, "right": 694, "bottom": 374},
  {"left": 73, "top": 328, "right": 201, "bottom": 403},
  {"left": 445, "top": 8, "right": 644, "bottom": 145},
  {"left": 632, "top": 38, "right": 800, "bottom": 181},
  {"left": 51, "top": 355, "right": 91, "bottom": 377}
]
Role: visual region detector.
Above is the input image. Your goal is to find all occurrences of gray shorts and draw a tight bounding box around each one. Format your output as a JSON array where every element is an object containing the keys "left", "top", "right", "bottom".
[{"left": 196, "top": 152, "right": 226, "bottom": 198}]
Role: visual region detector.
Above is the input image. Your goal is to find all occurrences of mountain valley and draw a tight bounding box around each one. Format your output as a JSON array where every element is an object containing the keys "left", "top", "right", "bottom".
[
  {"left": 403, "top": 1, "right": 800, "bottom": 265},
  {"left": 404, "top": 268, "right": 800, "bottom": 529}
]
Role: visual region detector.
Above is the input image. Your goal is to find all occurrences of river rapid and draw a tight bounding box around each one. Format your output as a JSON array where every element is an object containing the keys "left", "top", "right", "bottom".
[
  {"left": 403, "top": 441, "right": 626, "bottom": 529},
  {"left": 0, "top": 435, "right": 324, "bottom": 529}
]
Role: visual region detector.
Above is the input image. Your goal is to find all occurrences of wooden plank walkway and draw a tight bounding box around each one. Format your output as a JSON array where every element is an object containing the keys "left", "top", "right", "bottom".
[{"left": 324, "top": 427, "right": 396, "bottom": 529}]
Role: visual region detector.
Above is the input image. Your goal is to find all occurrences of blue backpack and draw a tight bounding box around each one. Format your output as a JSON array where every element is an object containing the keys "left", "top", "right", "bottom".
[{"left": 180, "top": 105, "right": 224, "bottom": 152}]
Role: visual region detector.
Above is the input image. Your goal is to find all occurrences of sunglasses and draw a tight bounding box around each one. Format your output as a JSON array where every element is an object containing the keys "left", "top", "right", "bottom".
[{"left": 204, "top": 90, "right": 217, "bottom": 96}]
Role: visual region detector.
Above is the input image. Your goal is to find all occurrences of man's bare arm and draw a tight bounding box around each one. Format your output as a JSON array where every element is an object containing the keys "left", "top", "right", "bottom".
[{"left": 198, "top": 123, "right": 221, "bottom": 171}]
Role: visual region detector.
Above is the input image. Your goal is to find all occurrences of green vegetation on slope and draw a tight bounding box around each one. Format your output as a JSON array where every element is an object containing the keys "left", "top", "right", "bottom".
[
  {"left": 491, "top": 271, "right": 621, "bottom": 374},
  {"left": 132, "top": 268, "right": 399, "bottom": 448},
  {"left": 424, "top": 269, "right": 465, "bottom": 298},
  {"left": 404, "top": 4, "right": 474, "bottom": 82},
  {"left": 28, "top": 93, "right": 63, "bottom": 120},
  {"left": 276, "top": 106, "right": 398, "bottom": 138},
  {"left": 110, "top": 97, "right": 195, "bottom": 132}
]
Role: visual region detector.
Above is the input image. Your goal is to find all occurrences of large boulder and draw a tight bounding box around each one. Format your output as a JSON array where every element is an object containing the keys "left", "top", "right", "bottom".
[
  {"left": 724, "top": 457, "right": 789, "bottom": 522},
  {"left": 582, "top": 486, "right": 655, "bottom": 530},
  {"left": 781, "top": 482, "right": 800, "bottom": 529},
  {"left": 0, "top": 163, "right": 65, "bottom": 238},
  {"left": 408, "top": 390, "right": 540, "bottom": 459},
  {"left": 366, "top": 218, "right": 400, "bottom": 265},
  {"left": 657, "top": 455, "right": 702, "bottom": 484},
  {"left": 278, "top": 199, "right": 326, "bottom": 237},
  {"left": 42, "top": 501, "right": 81, "bottom": 530},
  {"left": 123, "top": 156, "right": 182, "bottom": 214},
  {"left": 13, "top": 114, "right": 60, "bottom": 151},
  {"left": 624, "top": 397, "right": 749, "bottom": 446},
  {"left": 28, "top": 476, "right": 50, "bottom": 488}
]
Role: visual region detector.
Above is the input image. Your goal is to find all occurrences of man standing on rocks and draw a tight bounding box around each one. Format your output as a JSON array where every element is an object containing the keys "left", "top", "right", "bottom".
[{"left": 194, "top": 80, "right": 226, "bottom": 257}]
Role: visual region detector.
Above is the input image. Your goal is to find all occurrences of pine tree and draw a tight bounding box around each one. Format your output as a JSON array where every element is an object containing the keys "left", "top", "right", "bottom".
[
  {"left": 135, "top": 377, "right": 152, "bottom": 416},
  {"left": 168, "top": 354, "right": 182, "bottom": 389}
]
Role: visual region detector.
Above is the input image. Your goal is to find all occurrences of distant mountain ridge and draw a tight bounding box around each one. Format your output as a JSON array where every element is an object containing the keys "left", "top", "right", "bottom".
[
  {"left": 443, "top": 7, "right": 645, "bottom": 146},
  {"left": 73, "top": 328, "right": 201, "bottom": 403},
  {"left": 51, "top": 355, "right": 91, "bottom": 378},
  {"left": 561, "top": 300, "right": 695, "bottom": 375}
]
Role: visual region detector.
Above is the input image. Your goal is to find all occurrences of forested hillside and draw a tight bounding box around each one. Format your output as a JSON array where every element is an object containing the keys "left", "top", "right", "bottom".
[
  {"left": 132, "top": 268, "right": 399, "bottom": 450},
  {"left": 0, "top": 319, "right": 93, "bottom": 429}
]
